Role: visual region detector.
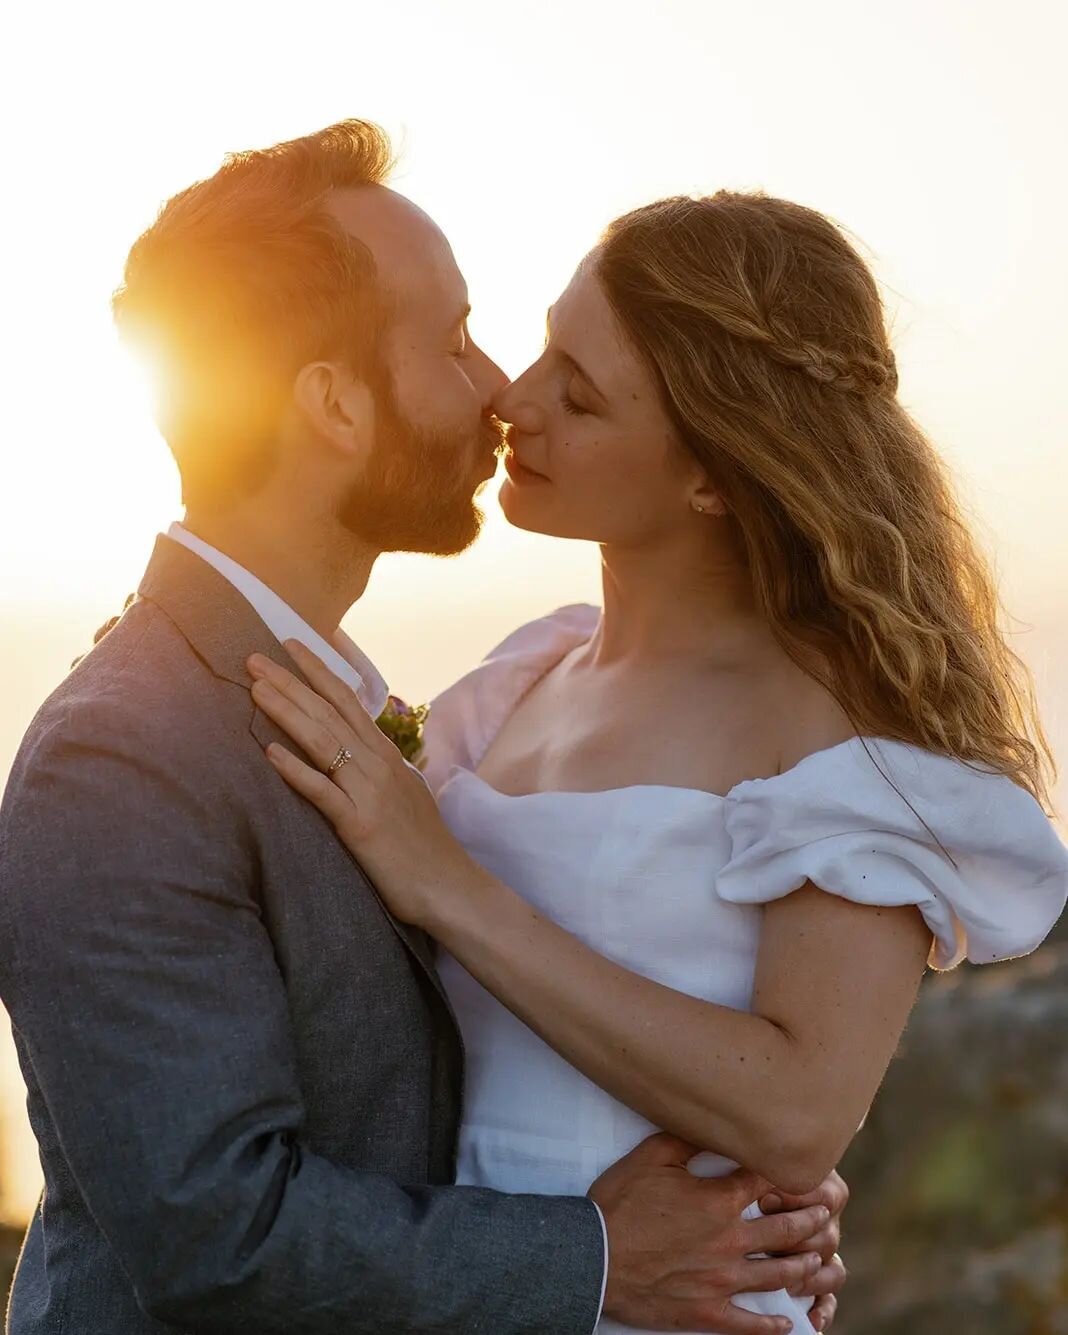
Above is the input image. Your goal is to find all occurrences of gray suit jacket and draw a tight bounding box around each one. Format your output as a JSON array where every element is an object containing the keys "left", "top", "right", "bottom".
[{"left": 0, "top": 535, "right": 604, "bottom": 1333}]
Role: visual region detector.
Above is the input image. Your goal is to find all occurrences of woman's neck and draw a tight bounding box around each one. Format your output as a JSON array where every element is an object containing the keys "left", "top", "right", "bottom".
[{"left": 586, "top": 527, "right": 779, "bottom": 670}]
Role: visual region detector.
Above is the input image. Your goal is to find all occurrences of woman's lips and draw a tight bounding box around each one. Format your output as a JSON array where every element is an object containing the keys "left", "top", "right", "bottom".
[{"left": 503, "top": 450, "right": 549, "bottom": 484}]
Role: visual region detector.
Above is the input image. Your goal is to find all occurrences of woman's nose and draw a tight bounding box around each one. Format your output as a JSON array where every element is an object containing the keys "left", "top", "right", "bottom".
[{"left": 492, "top": 383, "right": 544, "bottom": 435}]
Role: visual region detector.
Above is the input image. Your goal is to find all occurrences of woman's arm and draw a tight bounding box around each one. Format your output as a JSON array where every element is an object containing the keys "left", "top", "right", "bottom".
[
  {"left": 425, "top": 871, "right": 930, "bottom": 1194},
  {"left": 247, "top": 642, "right": 931, "bottom": 1195}
]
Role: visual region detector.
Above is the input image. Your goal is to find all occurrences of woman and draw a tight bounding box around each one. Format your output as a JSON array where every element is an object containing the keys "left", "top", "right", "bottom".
[{"left": 246, "top": 192, "right": 1068, "bottom": 1334}]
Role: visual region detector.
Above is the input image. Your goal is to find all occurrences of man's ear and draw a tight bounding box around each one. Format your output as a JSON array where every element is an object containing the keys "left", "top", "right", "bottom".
[{"left": 292, "top": 361, "right": 376, "bottom": 462}]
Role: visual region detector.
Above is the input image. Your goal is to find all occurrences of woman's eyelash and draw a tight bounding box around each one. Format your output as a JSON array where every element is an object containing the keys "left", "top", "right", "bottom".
[{"left": 561, "top": 394, "right": 587, "bottom": 417}]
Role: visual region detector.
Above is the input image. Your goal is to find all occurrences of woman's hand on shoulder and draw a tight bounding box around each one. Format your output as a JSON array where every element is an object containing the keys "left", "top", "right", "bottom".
[{"left": 246, "top": 641, "right": 485, "bottom": 927}]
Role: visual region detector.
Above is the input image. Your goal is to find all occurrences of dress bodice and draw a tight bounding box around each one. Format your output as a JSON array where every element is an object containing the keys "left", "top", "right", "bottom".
[{"left": 423, "top": 605, "right": 1068, "bottom": 1335}]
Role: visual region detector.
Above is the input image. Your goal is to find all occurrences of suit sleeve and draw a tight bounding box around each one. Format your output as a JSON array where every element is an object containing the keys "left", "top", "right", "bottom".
[{"left": 0, "top": 690, "right": 604, "bottom": 1334}]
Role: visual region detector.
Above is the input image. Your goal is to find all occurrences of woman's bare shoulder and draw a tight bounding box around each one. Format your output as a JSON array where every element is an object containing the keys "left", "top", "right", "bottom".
[{"left": 774, "top": 668, "right": 858, "bottom": 774}]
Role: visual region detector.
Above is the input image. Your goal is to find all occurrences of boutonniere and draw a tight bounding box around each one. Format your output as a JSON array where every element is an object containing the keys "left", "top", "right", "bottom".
[{"left": 375, "top": 695, "right": 430, "bottom": 764}]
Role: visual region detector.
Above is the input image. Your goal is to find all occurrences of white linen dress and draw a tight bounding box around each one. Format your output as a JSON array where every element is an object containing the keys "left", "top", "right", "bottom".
[{"left": 421, "top": 605, "right": 1068, "bottom": 1335}]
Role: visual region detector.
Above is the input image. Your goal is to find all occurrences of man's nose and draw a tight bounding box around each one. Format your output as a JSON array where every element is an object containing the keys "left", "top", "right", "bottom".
[{"left": 471, "top": 344, "right": 510, "bottom": 403}]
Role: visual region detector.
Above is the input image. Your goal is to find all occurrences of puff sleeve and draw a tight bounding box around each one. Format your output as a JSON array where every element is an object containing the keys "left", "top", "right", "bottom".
[{"left": 716, "top": 738, "right": 1068, "bottom": 969}]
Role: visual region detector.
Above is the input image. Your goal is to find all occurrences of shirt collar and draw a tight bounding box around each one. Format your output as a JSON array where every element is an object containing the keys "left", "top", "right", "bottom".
[{"left": 166, "top": 522, "right": 390, "bottom": 720}]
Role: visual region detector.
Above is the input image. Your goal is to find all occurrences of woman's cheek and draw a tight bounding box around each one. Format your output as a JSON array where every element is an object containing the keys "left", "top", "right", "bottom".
[
  {"left": 552, "top": 416, "right": 596, "bottom": 463},
  {"left": 565, "top": 432, "right": 616, "bottom": 493},
  {"left": 573, "top": 451, "right": 630, "bottom": 529}
]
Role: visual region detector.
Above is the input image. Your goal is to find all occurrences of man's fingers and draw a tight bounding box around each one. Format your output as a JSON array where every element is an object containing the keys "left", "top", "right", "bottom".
[
  {"left": 731, "top": 1251, "right": 821, "bottom": 1295},
  {"left": 786, "top": 1220, "right": 840, "bottom": 1265},
  {"left": 744, "top": 1204, "right": 831, "bottom": 1255},
  {"left": 794, "top": 1254, "right": 847, "bottom": 1299},
  {"left": 711, "top": 1303, "right": 795, "bottom": 1335},
  {"left": 760, "top": 1171, "right": 848, "bottom": 1219},
  {"left": 809, "top": 1293, "right": 837, "bottom": 1332},
  {"left": 699, "top": 1166, "right": 773, "bottom": 1212}
]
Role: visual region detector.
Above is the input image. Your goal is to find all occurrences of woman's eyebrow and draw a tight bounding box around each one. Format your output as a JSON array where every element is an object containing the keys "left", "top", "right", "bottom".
[
  {"left": 559, "top": 350, "right": 606, "bottom": 402},
  {"left": 545, "top": 306, "right": 607, "bottom": 402}
]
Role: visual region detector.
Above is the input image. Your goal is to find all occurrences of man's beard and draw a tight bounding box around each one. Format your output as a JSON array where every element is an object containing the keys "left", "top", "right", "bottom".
[{"left": 338, "top": 387, "right": 505, "bottom": 556}]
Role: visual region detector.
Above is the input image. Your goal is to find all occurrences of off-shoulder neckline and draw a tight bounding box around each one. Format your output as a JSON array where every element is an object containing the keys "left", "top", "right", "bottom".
[
  {"left": 443, "top": 606, "right": 975, "bottom": 804},
  {"left": 454, "top": 734, "right": 901, "bottom": 804}
]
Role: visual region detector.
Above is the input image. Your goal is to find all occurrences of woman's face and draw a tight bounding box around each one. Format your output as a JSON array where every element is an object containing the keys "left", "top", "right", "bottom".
[{"left": 494, "top": 259, "right": 716, "bottom": 545}]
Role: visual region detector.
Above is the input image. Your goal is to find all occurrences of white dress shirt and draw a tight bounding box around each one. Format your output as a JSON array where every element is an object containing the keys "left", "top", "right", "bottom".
[
  {"left": 167, "top": 522, "right": 389, "bottom": 718},
  {"left": 165, "top": 522, "right": 611, "bottom": 1323}
]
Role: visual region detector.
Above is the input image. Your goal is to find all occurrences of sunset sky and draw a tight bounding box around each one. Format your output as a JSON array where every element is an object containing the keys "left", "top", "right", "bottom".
[{"left": 1, "top": 0, "right": 1066, "bottom": 1220}]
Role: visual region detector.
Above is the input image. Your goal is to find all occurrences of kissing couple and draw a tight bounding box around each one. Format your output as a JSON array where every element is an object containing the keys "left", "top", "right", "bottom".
[{"left": 1, "top": 119, "right": 1065, "bottom": 1335}]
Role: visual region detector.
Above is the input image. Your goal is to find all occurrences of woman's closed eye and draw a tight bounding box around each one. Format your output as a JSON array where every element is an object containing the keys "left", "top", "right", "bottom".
[{"left": 561, "top": 383, "right": 590, "bottom": 416}]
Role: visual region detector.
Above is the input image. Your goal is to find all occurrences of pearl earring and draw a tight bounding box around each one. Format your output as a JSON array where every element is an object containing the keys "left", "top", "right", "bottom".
[{"left": 691, "top": 500, "right": 707, "bottom": 514}]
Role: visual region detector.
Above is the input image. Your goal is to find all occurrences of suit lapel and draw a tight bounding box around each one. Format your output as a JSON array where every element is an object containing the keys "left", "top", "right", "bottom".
[
  {"left": 137, "top": 534, "right": 306, "bottom": 690},
  {"left": 246, "top": 704, "right": 446, "bottom": 989},
  {"left": 135, "top": 534, "right": 454, "bottom": 1012}
]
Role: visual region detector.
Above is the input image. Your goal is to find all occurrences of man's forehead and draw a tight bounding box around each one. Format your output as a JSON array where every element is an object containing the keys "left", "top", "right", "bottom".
[{"left": 325, "top": 185, "right": 462, "bottom": 311}]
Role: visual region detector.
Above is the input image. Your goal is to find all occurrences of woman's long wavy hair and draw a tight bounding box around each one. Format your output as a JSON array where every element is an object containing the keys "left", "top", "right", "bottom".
[{"left": 597, "top": 192, "right": 1054, "bottom": 809}]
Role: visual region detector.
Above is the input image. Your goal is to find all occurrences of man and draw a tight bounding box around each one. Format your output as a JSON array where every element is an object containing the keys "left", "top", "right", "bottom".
[{"left": 0, "top": 120, "right": 845, "bottom": 1333}]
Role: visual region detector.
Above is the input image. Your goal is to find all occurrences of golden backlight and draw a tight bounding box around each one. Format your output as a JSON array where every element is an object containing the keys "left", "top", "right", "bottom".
[{"left": 0, "top": 0, "right": 1065, "bottom": 1222}]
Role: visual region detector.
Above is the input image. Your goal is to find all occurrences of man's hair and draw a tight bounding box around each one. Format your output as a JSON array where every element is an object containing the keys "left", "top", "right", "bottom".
[{"left": 113, "top": 119, "right": 394, "bottom": 508}]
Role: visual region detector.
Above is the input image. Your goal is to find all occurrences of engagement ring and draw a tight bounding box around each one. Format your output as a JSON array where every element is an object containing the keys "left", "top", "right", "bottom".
[{"left": 326, "top": 746, "right": 352, "bottom": 777}]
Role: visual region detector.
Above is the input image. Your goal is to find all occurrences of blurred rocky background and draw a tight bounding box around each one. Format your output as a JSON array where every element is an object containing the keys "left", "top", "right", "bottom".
[
  {"left": 836, "top": 913, "right": 1068, "bottom": 1334},
  {"left": 0, "top": 1226, "right": 18, "bottom": 1307}
]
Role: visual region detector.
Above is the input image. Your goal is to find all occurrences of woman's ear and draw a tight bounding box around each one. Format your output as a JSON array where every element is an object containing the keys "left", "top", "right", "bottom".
[
  {"left": 688, "top": 479, "right": 729, "bottom": 517},
  {"left": 292, "top": 361, "right": 376, "bottom": 462}
]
